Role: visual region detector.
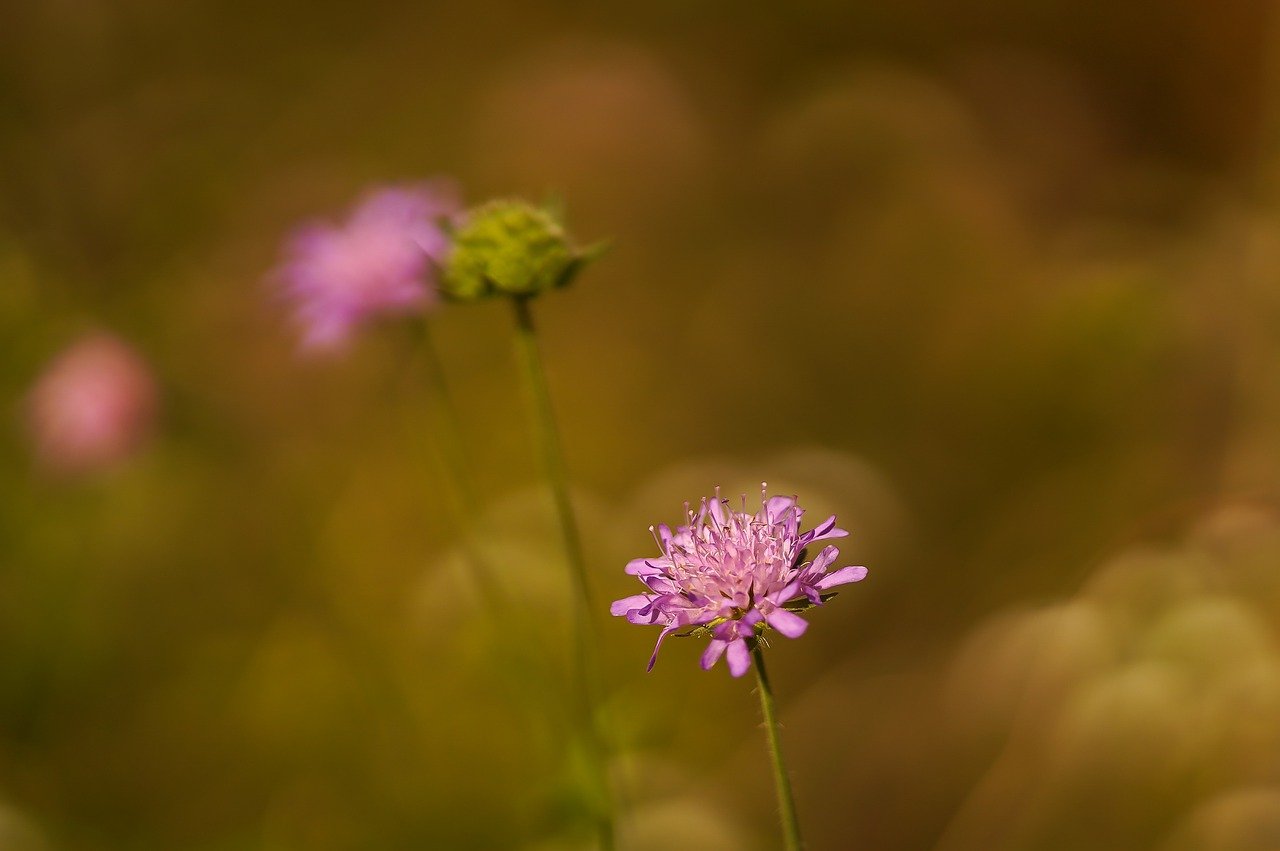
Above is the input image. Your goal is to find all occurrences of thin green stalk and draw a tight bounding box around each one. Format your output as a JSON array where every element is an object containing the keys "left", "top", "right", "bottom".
[
  {"left": 416, "top": 322, "right": 477, "bottom": 515},
  {"left": 509, "top": 298, "right": 594, "bottom": 610},
  {"left": 407, "top": 320, "right": 506, "bottom": 614},
  {"left": 510, "top": 296, "right": 616, "bottom": 851},
  {"left": 752, "top": 642, "right": 804, "bottom": 851}
]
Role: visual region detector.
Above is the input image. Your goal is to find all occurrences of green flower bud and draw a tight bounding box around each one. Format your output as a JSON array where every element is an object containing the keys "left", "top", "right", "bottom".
[{"left": 442, "top": 199, "right": 599, "bottom": 300}]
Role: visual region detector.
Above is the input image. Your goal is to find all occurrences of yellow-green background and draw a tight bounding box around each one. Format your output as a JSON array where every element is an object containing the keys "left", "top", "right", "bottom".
[{"left": 4, "top": 1, "right": 1280, "bottom": 848}]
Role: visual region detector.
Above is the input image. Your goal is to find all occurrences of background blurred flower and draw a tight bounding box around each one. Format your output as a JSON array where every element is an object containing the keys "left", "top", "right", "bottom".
[
  {"left": 24, "top": 332, "right": 158, "bottom": 474},
  {"left": 273, "top": 182, "right": 460, "bottom": 350}
]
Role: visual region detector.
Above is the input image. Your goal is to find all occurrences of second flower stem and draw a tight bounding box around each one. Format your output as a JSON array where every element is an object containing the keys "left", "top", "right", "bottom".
[
  {"left": 410, "top": 320, "right": 506, "bottom": 614},
  {"left": 752, "top": 641, "right": 804, "bottom": 851},
  {"left": 510, "top": 296, "right": 615, "bottom": 850}
]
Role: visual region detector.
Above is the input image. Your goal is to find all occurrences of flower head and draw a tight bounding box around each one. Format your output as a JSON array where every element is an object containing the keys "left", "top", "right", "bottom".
[
  {"left": 26, "top": 333, "right": 158, "bottom": 474},
  {"left": 441, "top": 199, "right": 598, "bottom": 300},
  {"left": 611, "top": 485, "right": 868, "bottom": 676},
  {"left": 273, "top": 182, "right": 460, "bottom": 351}
]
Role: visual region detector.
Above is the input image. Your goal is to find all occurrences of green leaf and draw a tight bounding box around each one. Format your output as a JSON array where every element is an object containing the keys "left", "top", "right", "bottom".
[{"left": 781, "top": 591, "right": 839, "bottom": 612}]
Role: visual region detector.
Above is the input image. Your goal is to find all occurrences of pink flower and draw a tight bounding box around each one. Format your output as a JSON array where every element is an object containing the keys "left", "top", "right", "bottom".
[
  {"left": 26, "top": 333, "right": 158, "bottom": 474},
  {"left": 273, "top": 182, "right": 460, "bottom": 351},
  {"left": 611, "top": 485, "right": 868, "bottom": 677}
]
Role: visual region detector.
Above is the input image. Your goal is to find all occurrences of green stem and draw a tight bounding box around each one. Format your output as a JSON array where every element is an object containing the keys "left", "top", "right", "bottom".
[
  {"left": 752, "top": 642, "right": 804, "bottom": 851},
  {"left": 409, "top": 321, "right": 506, "bottom": 614},
  {"left": 417, "top": 323, "right": 477, "bottom": 513},
  {"left": 509, "top": 298, "right": 594, "bottom": 610},
  {"left": 510, "top": 296, "right": 616, "bottom": 851}
]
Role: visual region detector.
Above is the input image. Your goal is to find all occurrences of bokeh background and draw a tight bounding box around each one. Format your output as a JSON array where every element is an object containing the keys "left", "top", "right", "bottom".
[{"left": 5, "top": 1, "right": 1280, "bottom": 848}]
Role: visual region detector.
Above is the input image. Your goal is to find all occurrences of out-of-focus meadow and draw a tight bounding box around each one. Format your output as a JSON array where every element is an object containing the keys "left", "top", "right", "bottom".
[{"left": 4, "top": 1, "right": 1280, "bottom": 848}]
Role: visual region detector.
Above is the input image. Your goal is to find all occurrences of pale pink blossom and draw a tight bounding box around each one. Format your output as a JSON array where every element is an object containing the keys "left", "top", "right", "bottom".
[
  {"left": 26, "top": 333, "right": 158, "bottom": 473},
  {"left": 273, "top": 182, "right": 460, "bottom": 350}
]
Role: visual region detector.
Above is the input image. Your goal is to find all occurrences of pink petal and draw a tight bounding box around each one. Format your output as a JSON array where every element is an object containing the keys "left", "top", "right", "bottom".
[
  {"left": 625, "top": 558, "right": 662, "bottom": 576},
  {"left": 709, "top": 496, "right": 727, "bottom": 528},
  {"left": 646, "top": 626, "right": 677, "bottom": 671},
  {"left": 726, "top": 639, "right": 751, "bottom": 677},
  {"left": 801, "top": 514, "right": 849, "bottom": 545},
  {"left": 763, "top": 495, "right": 796, "bottom": 523},
  {"left": 809, "top": 545, "right": 839, "bottom": 573},
  {"left": 701, "top": 639, "right": 728, "bottom": 670},
  {"left": 818, "top": 566, "right": 868, "bottom": 589},
  {"left": 765, "top": 608, "right": 809, "bottom": 638},
  {"left": 610, "top": 595, "right": 650, "bottom": 616}
]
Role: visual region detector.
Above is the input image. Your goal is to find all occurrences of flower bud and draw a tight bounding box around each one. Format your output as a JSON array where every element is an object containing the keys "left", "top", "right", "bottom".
[{"left": 442, "top": 199, "right": 595, "bottom": 300}]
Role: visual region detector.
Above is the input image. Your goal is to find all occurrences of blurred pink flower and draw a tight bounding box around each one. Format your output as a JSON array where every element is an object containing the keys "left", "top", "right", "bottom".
[
  {"left": 273, "top": 182, "right": 461, "bottom": 351},
  {"left": 612, "top": 485, "right": 867, "bottom": 676},
  {"left": 26, "top": 333, "right": 158, "bottom": 474}
]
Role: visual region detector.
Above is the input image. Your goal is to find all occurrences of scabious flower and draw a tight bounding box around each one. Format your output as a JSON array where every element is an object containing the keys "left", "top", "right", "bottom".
[
  {"left": 26, "top": 333, "right": 158, "bottom": 474},
  {"left": 273, "top": 182, "right": 460, "bottom": 350},
  {"left": 611, "top": 486, "right": 868, "bottom": 677}
]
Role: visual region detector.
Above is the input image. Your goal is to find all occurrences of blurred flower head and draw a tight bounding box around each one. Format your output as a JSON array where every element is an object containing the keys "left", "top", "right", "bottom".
[
  {"left": 272, "top": 182, "right": 460, "bottom": 351},
  {"left": 441, "top": 199, "right": 599, "bottom": 300},
  {"left": 612, "top": 485, "right": 867, "bottom": 677},
  {"left": 25, "top": 332, "right": 158, "bottom": 474}
]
